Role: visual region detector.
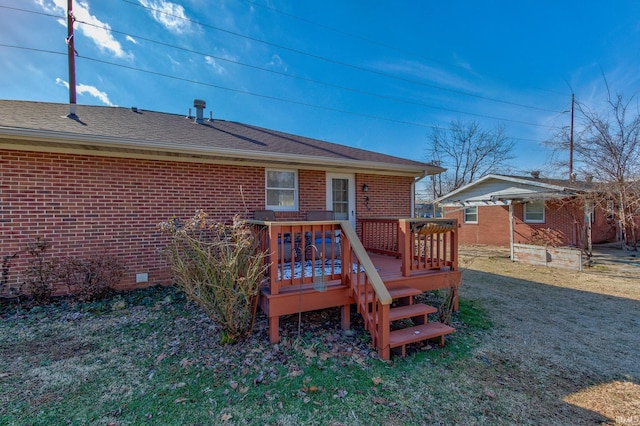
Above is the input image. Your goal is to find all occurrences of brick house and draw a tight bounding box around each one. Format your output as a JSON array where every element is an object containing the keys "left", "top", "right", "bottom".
[
  {"left": 436, "top": 173, "right": 616, "bottom": 254},
  {"left": 0, "top": 99, "right": 443, "bottom": 295}
]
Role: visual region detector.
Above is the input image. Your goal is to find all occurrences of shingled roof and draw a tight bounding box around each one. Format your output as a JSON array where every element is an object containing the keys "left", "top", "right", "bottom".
[{"left": 0, "top": 100, "right": 442, "bottom": 177}]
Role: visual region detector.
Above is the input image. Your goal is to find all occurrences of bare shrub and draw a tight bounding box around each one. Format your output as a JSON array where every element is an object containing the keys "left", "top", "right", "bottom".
[
  {"left": 1, "top": 251, "right": 21, "bottom": 300},
  {"left": 439, "top": 256, "right": 474, "bottom": 325},
  {"left": 21, "top": 238, "right": 58, "bottom": 304},
  {"left": 59, "top": 254, "right": 126, "bottom": 302},
  {"left": 438, "top": 285, "right": 458, "bottom": 326},
  {"left": 159, "top": 211, "right": 269, "bottom": 342}
]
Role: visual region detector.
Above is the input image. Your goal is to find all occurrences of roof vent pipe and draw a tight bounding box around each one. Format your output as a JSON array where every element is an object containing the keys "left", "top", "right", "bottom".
[
  {"left": 531, "top": 170, "right": 540, "bottom": 179},
  {"left": 194, "top": 99, "right": 206, "bottom": 124}
]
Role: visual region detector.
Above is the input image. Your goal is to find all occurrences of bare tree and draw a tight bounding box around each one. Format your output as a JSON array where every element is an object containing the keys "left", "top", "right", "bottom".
[
  {"left": 572, "top": 91, "right": 640, "bottom": 248},
  {"left": 428, "top": 120, "right": 515, "bottom": 196}
]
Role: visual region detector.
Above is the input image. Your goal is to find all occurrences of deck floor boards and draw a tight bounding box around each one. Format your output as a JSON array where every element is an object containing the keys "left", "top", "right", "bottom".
[{"left": 368, "top": 253, "right": 450, "bottom": 281}]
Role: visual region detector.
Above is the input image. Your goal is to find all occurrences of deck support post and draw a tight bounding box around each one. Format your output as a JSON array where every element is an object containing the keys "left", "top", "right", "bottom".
[
  {"left": 341, "top": 304, "right": 350, "bottom": 331},
  {"left": 269, "top": 316, "right": 280, "bottom": 343}
]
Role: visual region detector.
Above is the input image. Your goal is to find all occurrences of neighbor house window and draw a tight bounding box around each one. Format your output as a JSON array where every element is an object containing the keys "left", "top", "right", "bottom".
[
  {"left": 266, "top": 169, "right": 298, "bottom": 211},
  {"left": 606, "top": 200, "right": 615, "bottom": 223},
  {"left": 463, "top": 206, "right": 478, "bottom": 223},
  {"left": 524, "top": 201, "right": 545, "bottom": 223}
]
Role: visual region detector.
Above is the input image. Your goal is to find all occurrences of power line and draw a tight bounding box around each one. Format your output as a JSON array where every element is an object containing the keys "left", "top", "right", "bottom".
[
  {"left": 0, "top": 43, "right": 65, "bottom": 57},
  {"left": 241, "top": 0, "right": 461, "bottom": 71},
  {"left": 76, "top": 54, "right": 446, "bottom": 130},
  {"left": 0, "top": 5, "right": 64, "bottom": 19},
  {"left": 73, "top": 19, "right": 561, "bottom": 129},
  {"left": 2, "top": 3, "right": 566, "bottom": 129},
  {"left": 121, "top": 0, "right": 565, "bottom": 114},
  {"left": 0, "top": 42, "right": 564, "bottom": 139},
  {"left": 241, "top": 0, "right": 568, "bottom": 98}
]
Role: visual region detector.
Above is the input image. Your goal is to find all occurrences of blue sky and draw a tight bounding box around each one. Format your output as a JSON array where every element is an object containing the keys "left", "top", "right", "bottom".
[{"left": 2, "top": 0, "right": 640, "bottom": 188}]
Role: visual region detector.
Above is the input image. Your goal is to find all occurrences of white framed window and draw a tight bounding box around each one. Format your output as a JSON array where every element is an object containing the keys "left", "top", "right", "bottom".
[
  {"left": 265, "top": 169, "right": 298, "bottom": 211},
  {"left": 524, "top": 201, "right": 545, "bottom": 223},
  {"left": 463, "top": 206, "right": 478, "bottom": 223}
]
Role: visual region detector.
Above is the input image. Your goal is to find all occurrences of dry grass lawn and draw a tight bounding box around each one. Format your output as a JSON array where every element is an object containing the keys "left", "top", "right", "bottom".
[
  {"left": 0, "top": 244, "right": 638, "bottom": 425},
  {"left": 459, "top": 245, "right": 640, "bottom": 425}
]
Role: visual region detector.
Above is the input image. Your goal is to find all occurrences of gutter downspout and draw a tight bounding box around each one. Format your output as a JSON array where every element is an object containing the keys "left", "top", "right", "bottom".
[{"left": 412, "top": 174, "right": 427, "bottom": 217}]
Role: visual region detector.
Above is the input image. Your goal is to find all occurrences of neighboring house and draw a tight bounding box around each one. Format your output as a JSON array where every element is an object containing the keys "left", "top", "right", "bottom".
[
  {"left": 436, "top": 173, "right": 616, "bottom": 253},
  {"left": 0, "top": 99, "right": 443, "bottom": 294}
]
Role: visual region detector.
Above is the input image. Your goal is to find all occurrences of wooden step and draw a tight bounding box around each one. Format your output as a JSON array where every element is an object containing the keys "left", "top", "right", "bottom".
[
  {"left": 360, "top": 286, "right": 422, "bottom": 303},
  {"left": 389, "top": 303, "right": 437, "bottom": 322},
  {"left": 389, "top": 322, "right": 455, "bottom": 356},
  {"left": 388, "top": 287, "right": 422, "bottom": 299}
]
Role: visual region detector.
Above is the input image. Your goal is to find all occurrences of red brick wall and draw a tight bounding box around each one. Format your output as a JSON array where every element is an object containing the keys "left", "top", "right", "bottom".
[
  {"left": 355, "top": 174, "right": 413, "bottom": 218},
  {"left": 444, "top": 205, "right": 511, "bottom": 246},
  {"left": 512, "top": 201, "right": 578, "bottom": 246},
  {"left": 355, "top": 174, "right": 414, "bottom": 236},
  {"left": 445, "top": 200, "right": 616, "bottom": 247},
  {"left": 1, "top": 150, "right": 414, "bottom": 295},
  {"left": 1, "top": 149, "right": 271, "bottom": 294},
  {"left": 591, "top": 205, "right": 617, "bottom": 244}
]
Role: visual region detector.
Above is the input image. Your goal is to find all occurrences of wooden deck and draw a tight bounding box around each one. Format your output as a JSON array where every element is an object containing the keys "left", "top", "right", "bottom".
[
  {"left": 252, "top": 217, "right": 461, "bottom": 360},
  {"left": 368, "top": 253, "right": 461, "bottom": 294}
]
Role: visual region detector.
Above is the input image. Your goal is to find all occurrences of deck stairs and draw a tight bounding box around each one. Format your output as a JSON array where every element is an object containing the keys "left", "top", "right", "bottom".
[
  {"left": 358, "top": 286, "right": 455, "bottom": 357},
  {"left": 253, "top": 218, "right": 460, "bottom": 360}
]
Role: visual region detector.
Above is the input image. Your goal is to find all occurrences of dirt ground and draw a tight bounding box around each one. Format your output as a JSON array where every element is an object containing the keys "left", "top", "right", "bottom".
[{"left": 458, "top": 244, "right": 640, "bottom": 425}]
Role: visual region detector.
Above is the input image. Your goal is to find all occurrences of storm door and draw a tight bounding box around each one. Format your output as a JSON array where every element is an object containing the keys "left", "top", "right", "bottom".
[{"left": 326, "top": 173, "right": 355, "bottom": 228}]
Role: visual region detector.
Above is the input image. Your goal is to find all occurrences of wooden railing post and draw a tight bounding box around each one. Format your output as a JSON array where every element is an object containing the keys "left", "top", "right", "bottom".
[
  {"left": 451, "top": 220, "right": 458, "bottom": 270},
  {"left": 269, "top": 224, "right": 280, "bottom": 295},
  {"left": 399, "top": 220, "right": 411, "bottom": 276}
]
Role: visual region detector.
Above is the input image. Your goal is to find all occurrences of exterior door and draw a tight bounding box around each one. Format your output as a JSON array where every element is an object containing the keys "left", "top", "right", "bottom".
[{"left": 326, "top": 173, "right": 356, "bottom": 228}]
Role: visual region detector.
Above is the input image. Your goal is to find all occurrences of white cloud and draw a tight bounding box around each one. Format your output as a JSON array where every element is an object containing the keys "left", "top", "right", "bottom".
[
  {"left": 205, "top": 56, "right": 226, "bottom": 75},
  {"left": 167, "top": 54, "right": 181, "bottom": 66},
  {"left": 126, "top": 35, "right": 138, "bottom": 44},
  {"left": 36, "top": 0, "right": 132, "bottom": 60},
  {"left": 268, "top": 54, "right": 288, "bottom": 72},
  {"left": 374, "top": 58, "right": 478, "bottom": 93},
  {"left": 138, "top": 0, "right": 192, "bottom": 34},
  {"left": 56, "top": 78, "right": 115, "bottom": 106},
  {"left": 451, "top": 53, "right": 476, "bottom": 75}
]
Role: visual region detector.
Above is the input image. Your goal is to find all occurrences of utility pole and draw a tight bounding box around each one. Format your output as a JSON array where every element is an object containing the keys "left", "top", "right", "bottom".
[
  {"left": 569, "top": 93, "right": 574, "bottom": 180},
  {"left": 66, "top": 0, "right": 78, "bottom": 118}
]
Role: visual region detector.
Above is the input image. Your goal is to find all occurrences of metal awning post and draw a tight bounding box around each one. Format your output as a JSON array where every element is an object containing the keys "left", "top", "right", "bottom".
[{"left": 509, "top": 204, "right": 515, "bottom": 261}]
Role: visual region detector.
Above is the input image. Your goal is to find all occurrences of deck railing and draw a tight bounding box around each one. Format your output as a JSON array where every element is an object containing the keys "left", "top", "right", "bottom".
[
  {"left": 340, "top": 222, "right": 392, "bottom": 360},
  {"left": 360, "top": 218, "right": 400, "bottom": 257},
  {"left": 361, "top": 217, "right": 458, "bottom": 276},
  {"left": 249, "top": 220, "right": 343, "bottom": 295},
  {"left": 250, "top": 219, "right": 393, "bottom": 359}
]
